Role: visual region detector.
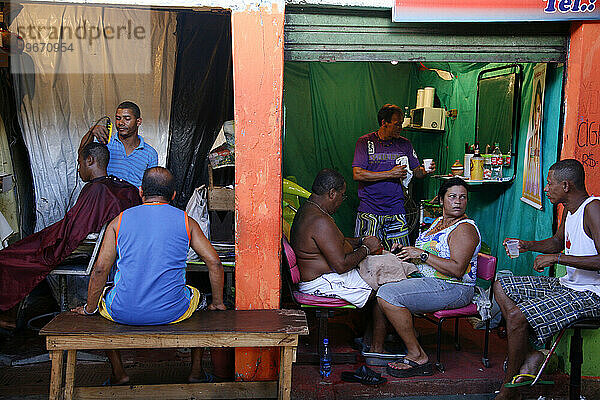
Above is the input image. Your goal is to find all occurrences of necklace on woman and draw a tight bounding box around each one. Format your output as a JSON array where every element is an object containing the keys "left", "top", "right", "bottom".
[
  {"left": 306, "top": 200, "right": 332, "bottom": 218},
  {"left": 438, "top": 215, "right": 466, "bottom": 230}
]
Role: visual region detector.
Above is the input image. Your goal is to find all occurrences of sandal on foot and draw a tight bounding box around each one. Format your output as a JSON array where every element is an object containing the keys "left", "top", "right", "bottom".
[
  {"left": 504, "top": 373, "right": 554, "bottom": 388},
  {"left": 341, "top": 365, "right": 387, "bottom": 385},
  {"left": 386, "top": 358, "right": 433, "bottom": 378}
]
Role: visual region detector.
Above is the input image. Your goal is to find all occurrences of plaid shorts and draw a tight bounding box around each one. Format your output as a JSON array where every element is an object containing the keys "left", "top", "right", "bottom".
[
  {"left": 499, "top": 275, "right": 600, "bottom": 347},
  {"left": 355, "top": 212, "right": 410, "bottom": 250}
]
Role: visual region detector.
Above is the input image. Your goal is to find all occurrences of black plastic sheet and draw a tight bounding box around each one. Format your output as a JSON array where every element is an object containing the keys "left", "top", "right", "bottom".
[
  {"left": 0, "top": 68, "right": 35, "bottom": 237},
  {"left": 166, "top": 11, "right": 234, "bottom": 210}
]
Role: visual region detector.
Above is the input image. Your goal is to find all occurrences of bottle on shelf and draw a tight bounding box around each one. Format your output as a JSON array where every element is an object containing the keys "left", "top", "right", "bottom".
[
  {"left": 491, "top": 142, "right": 503, "bottom": 180},
  {"left": 319, "top": 338, "right": 332, "bottom": 378},
  {"left": 464, "top": 142, "right": 474, "bottom": 179},
  {"left": 470, "top": 144, "right": 484, "bottom": 181}
]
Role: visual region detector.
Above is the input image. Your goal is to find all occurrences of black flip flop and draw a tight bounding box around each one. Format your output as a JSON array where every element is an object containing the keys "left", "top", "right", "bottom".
[
  {"left": 386, "top": 358, "right": 433, "bottom": 378},
  {"left": 341, "top": 365, "right": 387, "bottom": 385}
]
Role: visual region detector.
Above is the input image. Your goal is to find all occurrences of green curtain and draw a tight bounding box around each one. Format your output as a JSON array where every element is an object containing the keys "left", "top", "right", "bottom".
[{"left": 283, "top": 61, "right": 563, "bottom": 276}]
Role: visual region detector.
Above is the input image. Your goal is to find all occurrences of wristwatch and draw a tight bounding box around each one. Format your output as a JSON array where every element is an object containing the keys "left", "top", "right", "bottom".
[{"left": 419, "top": 251, "right": 429, "bottom": 263}]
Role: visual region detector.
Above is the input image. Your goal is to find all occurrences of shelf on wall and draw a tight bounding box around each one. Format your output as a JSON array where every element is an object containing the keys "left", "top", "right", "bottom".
[
  {"left": 403, "top": 126, "right": 444, "bottom": 134},
  {"left": 433, "top": 174, "right": 514, "bottom": 186}
]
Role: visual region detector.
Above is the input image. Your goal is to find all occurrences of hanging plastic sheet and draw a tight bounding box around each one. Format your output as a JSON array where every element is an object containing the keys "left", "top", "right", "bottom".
[
  {"left": 9, "top": 4, "right": 177, "bottom": 230},
  {"left": 166, "top": 12, "right": 234, "bottom": 210}
]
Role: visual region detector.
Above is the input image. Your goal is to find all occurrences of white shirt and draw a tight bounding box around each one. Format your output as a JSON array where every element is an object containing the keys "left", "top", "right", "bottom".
[{"left": 560, "top": 196, "right": 600, "bottom": 297}]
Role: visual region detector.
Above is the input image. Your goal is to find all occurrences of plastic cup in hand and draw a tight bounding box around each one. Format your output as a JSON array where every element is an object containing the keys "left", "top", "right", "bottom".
[
  {"left": 506, "top": 240, "right": 520, "bottom": 259},
  {"left": 423, "top": 159, "right": 434, "bottom": 172}
]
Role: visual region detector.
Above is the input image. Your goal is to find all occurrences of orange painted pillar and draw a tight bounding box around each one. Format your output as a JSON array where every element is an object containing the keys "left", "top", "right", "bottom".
[
  {"left": 231, "top": 3, "right": 284, "bottom": 381},
  {"left": 561, "top": 22, "right": 600, "bottom": 196}
]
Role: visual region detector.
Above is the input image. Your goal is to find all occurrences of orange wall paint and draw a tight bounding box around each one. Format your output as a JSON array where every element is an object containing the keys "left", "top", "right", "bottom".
[
  {"left": 231, "top": 4, "right": 284, "bottom": 381},
  {"left": 562, "top": 22, "right": 600, "bottom": 197}
]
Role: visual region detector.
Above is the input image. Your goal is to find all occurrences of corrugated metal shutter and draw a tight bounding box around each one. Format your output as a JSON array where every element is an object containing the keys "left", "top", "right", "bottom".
[{"left": 284, "top": 8, "right": 569, "bottom": 63}]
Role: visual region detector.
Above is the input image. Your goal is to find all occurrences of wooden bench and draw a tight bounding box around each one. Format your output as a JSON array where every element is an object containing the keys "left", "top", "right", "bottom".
[{"left": 40, "top": 309, "right": 308, "bottom": 400}]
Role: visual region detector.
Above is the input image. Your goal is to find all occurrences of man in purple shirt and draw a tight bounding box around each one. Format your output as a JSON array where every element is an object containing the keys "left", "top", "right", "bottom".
[{"left": 353, "top": 104, "right": 435, "bottom": 249}]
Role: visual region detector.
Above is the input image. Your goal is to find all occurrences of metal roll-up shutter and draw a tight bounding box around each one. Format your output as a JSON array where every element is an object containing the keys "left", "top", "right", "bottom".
[{"left": 284, "top": 7, "right": 569, "bottom": 63}]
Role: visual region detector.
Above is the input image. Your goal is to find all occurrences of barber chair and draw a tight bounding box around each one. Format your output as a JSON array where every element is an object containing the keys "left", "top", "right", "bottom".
[
  {"left": 11, "top": 223, "right": 108, "bottom": 366},
  {"left": 282, "top": 237, "right": 357, "bottom": 364}
]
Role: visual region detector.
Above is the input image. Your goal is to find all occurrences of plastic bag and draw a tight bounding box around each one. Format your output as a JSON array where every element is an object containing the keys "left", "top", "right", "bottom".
[{"left": 186, "top": 185, "right": 210, "bottom": 261}]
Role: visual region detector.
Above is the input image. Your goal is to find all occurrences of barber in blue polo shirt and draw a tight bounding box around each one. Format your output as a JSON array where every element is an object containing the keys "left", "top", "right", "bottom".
[{"left": 80, "top": 101, "right": 158, "bottom": 187}]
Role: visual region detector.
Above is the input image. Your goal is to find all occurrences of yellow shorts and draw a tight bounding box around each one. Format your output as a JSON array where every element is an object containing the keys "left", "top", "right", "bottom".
[{"left": 98, "top": 285, "right": 201, "bottom": 324}]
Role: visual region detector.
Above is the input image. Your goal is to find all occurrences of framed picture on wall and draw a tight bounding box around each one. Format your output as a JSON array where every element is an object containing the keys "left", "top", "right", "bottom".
[{"left": 521, "top": 63, "right": 547, "bottom": 209}]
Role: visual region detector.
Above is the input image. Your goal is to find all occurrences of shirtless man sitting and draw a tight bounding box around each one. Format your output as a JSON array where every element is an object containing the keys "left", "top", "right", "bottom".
[{"left": 290, "top": 168, "right": 382, "bottom": 308}]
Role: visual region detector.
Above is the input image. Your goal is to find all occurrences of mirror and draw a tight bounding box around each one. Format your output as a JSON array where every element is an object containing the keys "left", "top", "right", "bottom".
[{"left": 475, "top": 64, "right": 522, "bottom": 179}]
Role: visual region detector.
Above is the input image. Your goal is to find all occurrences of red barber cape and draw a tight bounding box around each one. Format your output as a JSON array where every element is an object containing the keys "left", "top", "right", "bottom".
[{"left": 0, "top": 176, "right": 141, "bottom": 311}]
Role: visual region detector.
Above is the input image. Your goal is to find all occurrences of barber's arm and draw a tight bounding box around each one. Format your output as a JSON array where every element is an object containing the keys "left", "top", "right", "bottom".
[
  {"left": 72, "top": 218, "right": 119, "bottom": 315},
  {"left": 397, "top": 224, "right": 478, "bottom": 279},
  {"left": 188, "top": 217, "right": 226, "bottom": 310},
  {"left": 533, "top": 200, "right": 600, "bottom": 272},
  {"left": 79, "top": 124, "right": 110, "bottom": 152}
]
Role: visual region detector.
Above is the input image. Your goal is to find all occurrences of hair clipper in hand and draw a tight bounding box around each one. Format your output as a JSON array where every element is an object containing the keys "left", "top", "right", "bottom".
[{"left": 106, "top": 118, "right": 113, "bottom": 141}]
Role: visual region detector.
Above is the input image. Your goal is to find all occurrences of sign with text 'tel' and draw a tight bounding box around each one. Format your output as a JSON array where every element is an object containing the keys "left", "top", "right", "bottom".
[{"left": 393, "top": 0, "right": 600, "bottom": 22}]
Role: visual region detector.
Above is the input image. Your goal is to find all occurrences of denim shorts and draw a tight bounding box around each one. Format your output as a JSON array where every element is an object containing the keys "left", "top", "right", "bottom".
[{"left": 376, "top": 277, "right": 474, "bottom": 313}]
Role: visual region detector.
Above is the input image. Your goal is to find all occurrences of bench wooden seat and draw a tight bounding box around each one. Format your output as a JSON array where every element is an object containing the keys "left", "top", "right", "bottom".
[{"left": 40, "top": 309, "right": 308, "bottom": 400}]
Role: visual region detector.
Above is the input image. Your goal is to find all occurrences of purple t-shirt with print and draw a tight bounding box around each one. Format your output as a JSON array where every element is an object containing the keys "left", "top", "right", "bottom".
[{"left": 352, "top": 131, "right": 420, "bottom": 215}]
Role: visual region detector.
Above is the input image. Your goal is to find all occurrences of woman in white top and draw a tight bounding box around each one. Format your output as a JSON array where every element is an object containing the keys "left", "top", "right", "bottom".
[{"left": 377, "top": 177, "right": 481, "bottom": 378}]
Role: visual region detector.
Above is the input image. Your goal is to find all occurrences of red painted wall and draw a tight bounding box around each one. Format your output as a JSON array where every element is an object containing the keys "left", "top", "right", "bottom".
[
  {"left": 562, "top": 22, "right": 600, "bottom": 197},
  {"left": 231, "top": 3, "right": 284, "bottom": 381}
]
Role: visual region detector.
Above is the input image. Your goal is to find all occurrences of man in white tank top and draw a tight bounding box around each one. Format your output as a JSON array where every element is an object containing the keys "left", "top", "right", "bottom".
[{"left": 494, "top": 159, "right": 600, "bottom": 400}]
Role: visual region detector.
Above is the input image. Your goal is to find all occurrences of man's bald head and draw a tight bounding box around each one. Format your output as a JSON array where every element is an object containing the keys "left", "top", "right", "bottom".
[{"left": 141, "top": 167, "right": 176, "bottom": 200}]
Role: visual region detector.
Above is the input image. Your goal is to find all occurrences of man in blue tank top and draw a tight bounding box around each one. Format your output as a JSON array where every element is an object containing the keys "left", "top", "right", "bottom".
[
  {"left": 494, "top": 159, "right": 600, "bottom": 400},
  {"left": 72, "top": 167, "right": 226, "bottom": 385}
]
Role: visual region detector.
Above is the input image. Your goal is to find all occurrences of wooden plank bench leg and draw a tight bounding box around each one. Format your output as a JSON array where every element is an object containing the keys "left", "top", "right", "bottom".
[
  {"left": 49, "top": 350, "right": 64, "bottom": 400},
  {"left": 64, "top": 350, "right": 77, "bottom": 400},
  {"left": 278, "top": 346, "right": 294, "bottom": 400}
]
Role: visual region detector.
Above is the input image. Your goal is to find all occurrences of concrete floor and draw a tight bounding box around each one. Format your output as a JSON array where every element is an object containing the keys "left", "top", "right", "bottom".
[{"left": 0, "top": 306, "right": 598, "bottom": 399}]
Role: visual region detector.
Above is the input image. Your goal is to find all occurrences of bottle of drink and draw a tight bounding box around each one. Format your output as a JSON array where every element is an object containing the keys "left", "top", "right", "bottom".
[
  {"left": 464, "top": 142, "right": 473, "bottom": 179},
  {"left": 491, "top": 142, "right": 503, "bottom": 180},
  {"left": 470, "top": 145, "right": 484, "bottom": 181},
  {"left": 319, "top": 338, "right": 332, "bottom": 378}
]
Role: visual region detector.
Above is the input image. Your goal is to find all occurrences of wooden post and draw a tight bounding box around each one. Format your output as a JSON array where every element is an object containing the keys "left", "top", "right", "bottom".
[
  {"left": 231, "top": 1, "right": 285, "bottom": 381},
  {"left": 64, "top": 350, "right": 77, "bottom": 400},
  {"left": 49, "top": 350, "right": 64, "bottom": 400}
]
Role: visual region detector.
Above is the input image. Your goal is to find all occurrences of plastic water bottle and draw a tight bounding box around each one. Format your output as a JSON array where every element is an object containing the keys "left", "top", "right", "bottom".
[
  {"left": 319, "top": 338, "right": 332, "bottom": 377},
  {"left": 491, "top": 142, "right": 503, "bottom": 180}
]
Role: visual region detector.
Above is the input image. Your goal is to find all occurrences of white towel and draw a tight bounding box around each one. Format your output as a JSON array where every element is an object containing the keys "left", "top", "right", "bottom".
[{"left": 396, "top": 156, "right": 413, "bottom": 188}]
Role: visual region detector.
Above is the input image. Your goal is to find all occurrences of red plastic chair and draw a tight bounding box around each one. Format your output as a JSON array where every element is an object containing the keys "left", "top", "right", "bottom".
[
  {"left": 281, "top": 236, "right": 357, "bottom": 364},
  {"left": 417, "top": 253, "right": 497, "bottom": 372}
]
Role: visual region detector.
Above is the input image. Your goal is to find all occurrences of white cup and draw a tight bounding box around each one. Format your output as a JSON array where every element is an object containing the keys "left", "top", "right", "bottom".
[
  {"left": 506, "top": 239, "right": 520, "bottom": 259},
  {"left": 423, "top": 158, "right": 434, "bottom": 172}
]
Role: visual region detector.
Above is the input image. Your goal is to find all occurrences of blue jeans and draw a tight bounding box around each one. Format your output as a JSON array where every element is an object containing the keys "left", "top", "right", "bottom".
[{"left": 377, "top": 277, "right": 474, "bottom": 313}]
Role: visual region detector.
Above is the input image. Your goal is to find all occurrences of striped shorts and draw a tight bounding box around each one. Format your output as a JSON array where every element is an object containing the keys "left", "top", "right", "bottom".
[
  {"left": 355, "top": 212, "right": 410, "bottom": 250},
  {"left": 499, "top": 275, "right": 600, "bottom": 347}
]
